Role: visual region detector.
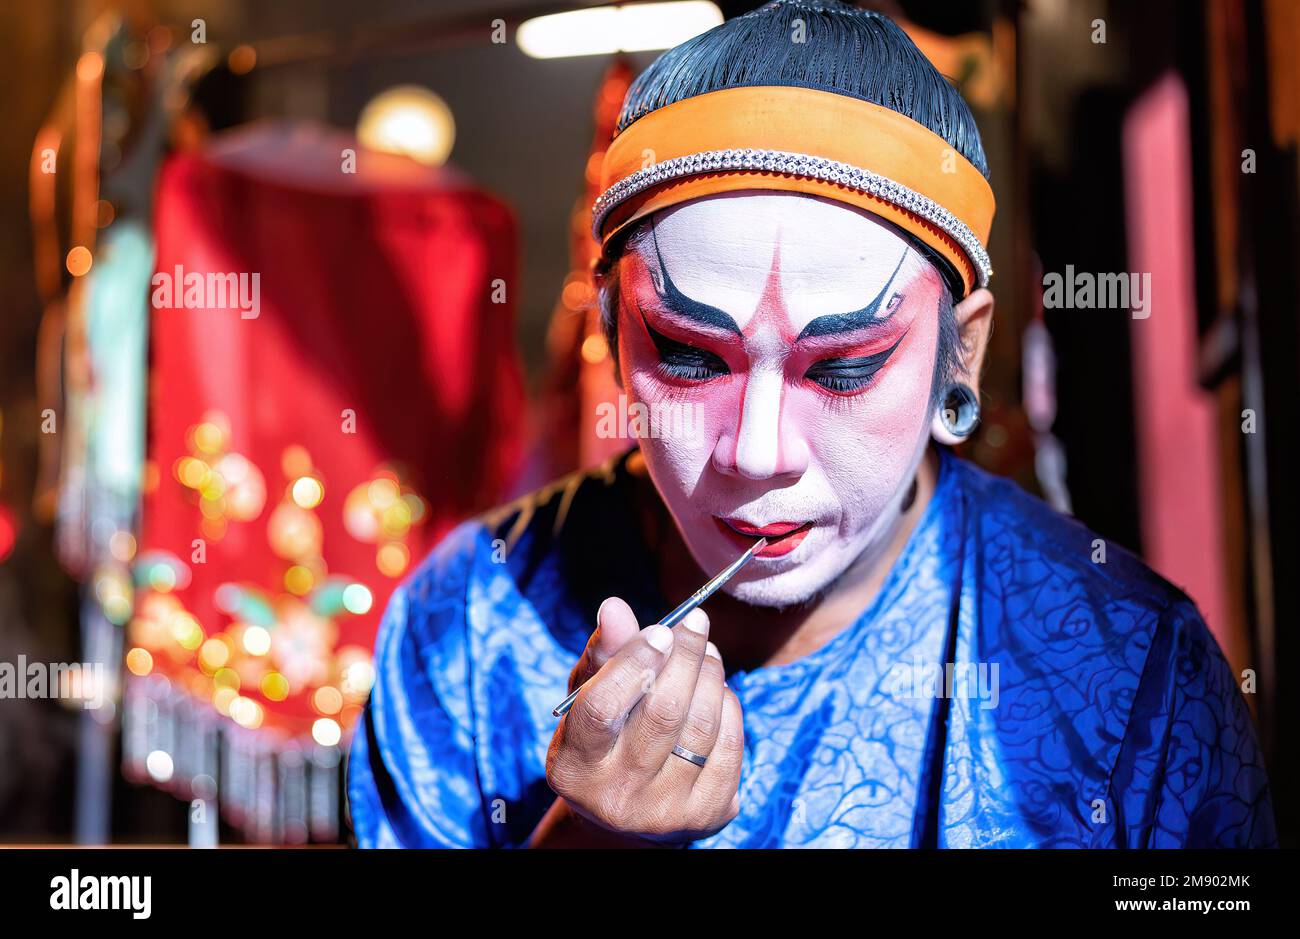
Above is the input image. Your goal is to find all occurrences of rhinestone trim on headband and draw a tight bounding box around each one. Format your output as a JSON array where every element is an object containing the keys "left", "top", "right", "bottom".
[{"left": 592, "top": 147, "right": 993, "bottom": 288}]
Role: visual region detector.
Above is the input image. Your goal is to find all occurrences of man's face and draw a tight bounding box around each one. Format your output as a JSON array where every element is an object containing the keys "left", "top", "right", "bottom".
[{"left": 616, "top": 192, "right": 944, "bottom": 607}]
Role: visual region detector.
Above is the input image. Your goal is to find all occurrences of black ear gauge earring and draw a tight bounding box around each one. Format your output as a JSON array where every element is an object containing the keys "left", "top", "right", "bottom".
[{"left": 939, "top": 383, "right": 981, "bottom": 438}]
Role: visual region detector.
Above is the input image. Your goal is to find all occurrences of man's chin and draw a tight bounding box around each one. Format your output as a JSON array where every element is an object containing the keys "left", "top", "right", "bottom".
[{"left": 720, "top": 564, "right": 838, "bottom": 610}]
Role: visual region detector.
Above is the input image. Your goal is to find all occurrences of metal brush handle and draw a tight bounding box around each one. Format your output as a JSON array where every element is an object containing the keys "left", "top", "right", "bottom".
[{"left": 551, "top": 537, "right": 767, "bottom": 718}]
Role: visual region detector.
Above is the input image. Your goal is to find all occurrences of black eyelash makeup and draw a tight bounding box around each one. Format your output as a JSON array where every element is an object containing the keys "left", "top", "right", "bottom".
[
  {"left": 642, "top": 310, "right": 731, "bottom": 382},
  {"left": 803, "top": 331, "right": 907, "bottom": 395}
]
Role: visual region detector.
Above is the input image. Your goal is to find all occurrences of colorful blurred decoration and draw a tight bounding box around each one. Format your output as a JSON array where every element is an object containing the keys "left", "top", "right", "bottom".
[
  {"left": 25, "top": 10, "right": 216, "bottom": 845},
  {"left": 534, "top": 58, "right": 635, "bottom": 481},
  {"left": 342, "top": 469, "right": 428, "bottom": 579},
  {"left": 173, "top": 411, "right": 268, "bottom": 541},
  {"left": 125, "top": 119, "right": 525, "bottom": 843}
]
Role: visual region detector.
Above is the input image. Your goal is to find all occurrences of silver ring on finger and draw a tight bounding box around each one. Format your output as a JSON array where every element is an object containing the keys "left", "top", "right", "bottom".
[{"left": 671, "top": 743, "right": 708, "bottom": 767}]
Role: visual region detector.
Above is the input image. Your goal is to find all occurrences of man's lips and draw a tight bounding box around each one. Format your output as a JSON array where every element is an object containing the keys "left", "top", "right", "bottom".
[{"left": 714, "top": 517, "right": 814, "bottom": 558}]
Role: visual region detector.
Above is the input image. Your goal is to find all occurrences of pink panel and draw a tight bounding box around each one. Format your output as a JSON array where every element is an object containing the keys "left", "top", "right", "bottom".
[{"left": 1122, "top": 73, "right": 1235, "bottom": 658}]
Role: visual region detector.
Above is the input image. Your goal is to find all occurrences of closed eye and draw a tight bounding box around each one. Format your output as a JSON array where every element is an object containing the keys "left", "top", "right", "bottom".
[
  {"left": 803, "top": 334, "right": 905, "bottom": 394},
  {"left": 645, "top": 318, "right": 730, "bottom": 383}
]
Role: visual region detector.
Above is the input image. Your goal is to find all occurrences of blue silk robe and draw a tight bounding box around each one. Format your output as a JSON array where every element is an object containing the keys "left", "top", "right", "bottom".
[{"left": 347, "top": 448, "right": 1276, "bottom": 848}]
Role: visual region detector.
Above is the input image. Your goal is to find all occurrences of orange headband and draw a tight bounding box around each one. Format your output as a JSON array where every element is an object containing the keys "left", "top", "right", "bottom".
[{"left": 593, "top": 85, "right": 995, "bottom": 297}]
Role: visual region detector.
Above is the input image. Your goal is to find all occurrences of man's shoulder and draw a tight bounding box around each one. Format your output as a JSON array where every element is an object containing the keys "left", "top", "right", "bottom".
[
  {"left": 942, "top": 456, "right": 1269, "bottom": 846},
  {"left": 476, "top": 450, "right": 637, "bottom": 558},
  {"left": 947, "top": 453, "right": 1195, "bottom": 618},
  {"left": 400, "top": 449, "right": 642, "bottom": 623},
  {"left": 945, "top": 453, "right": 1224, "bottom": 735}
]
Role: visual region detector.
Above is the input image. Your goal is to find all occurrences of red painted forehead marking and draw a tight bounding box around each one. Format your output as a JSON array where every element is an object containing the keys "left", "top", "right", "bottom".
[{"left": 744, "top": 237, "right": 797, "bottom": 345}]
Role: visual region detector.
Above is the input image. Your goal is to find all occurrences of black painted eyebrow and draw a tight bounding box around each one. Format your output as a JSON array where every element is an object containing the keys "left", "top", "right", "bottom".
[
  {"left": 648, "top": 223, "right": 743, "bottom": 335},
  {"left": 795, "top": 248, "right": 910, "bottom": 342}
]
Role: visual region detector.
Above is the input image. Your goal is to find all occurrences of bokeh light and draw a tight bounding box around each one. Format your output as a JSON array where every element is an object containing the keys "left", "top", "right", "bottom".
[
  {"left": 357, "top": 85, "right": 455, "bottom": 167},
  {"left": 242, "top": 625, "right": 272, "bottom": 656},
  {"left": 65, "top": 245, "right": 92, "bottom": 276},
  {"left": 261, "top": 672, "right": 290, "bottom": 702},
  {"left": 313, "top": 686, "right": 343, "bottom": 715},
  {"left": 146, "top": 750, "right": 174, "bottom": 783},
  {"left": 125, "top": 647, "right": 153, "bottom": 677},
  {"left": 341, "top": 583, "right": 373, "bottom": 615},
  {"left": 291, "top": 475, "right": 324, "bottom": 509},
  {"left": 312, "top": 718, "right": 341, "bottom": 747}
]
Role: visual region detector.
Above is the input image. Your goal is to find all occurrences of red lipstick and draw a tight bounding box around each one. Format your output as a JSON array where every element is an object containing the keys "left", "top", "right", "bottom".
[{"left": 714, "top": 518, "right": 813, "bottom": 558}]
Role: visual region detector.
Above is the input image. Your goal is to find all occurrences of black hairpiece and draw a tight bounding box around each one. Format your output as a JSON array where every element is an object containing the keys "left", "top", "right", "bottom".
[{"left": 616, "top": 0, "right": 989, "bottom": 180}]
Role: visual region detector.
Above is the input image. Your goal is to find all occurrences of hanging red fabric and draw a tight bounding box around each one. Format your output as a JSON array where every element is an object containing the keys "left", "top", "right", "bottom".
[{"left": 129, "top": 123, "right": 525, "bottom": 833}]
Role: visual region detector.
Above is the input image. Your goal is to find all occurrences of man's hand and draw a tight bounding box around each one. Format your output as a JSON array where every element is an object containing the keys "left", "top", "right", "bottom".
[{"left": 535, "top": 597, "right": 743, "bottom": 847}]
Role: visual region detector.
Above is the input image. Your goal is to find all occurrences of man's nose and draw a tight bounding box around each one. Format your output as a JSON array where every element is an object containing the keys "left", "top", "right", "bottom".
[{"left": 711, "top": 366, "right": 810, "bottom": 480}]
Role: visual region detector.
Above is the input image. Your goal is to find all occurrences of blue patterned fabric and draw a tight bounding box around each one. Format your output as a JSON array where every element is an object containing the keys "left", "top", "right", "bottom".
[{"left": 347, "top": 448, "right": 1276, "bottom": 848}]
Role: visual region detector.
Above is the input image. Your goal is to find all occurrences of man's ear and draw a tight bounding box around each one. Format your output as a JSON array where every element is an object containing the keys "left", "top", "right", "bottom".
[
  {"left": 954, "top": 287, "right": 995, "bottom": 400},
  {"left": 931, "top": 287, "right": 995, "bottom": 446}
]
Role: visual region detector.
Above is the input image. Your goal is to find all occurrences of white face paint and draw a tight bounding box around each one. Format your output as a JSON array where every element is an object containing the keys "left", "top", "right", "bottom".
[{"left": 615, "top": 191, "right": 945, "bottom": 606}]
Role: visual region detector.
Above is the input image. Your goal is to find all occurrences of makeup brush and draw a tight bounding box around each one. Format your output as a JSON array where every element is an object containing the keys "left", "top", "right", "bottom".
[{"left": 552, "top": 536, "right": 770, "bottom": 718}]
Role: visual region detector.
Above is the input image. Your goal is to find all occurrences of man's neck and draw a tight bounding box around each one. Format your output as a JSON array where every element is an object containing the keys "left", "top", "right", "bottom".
[{"left": 638, "top": 446, "right": 941, "bottom": 674}]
